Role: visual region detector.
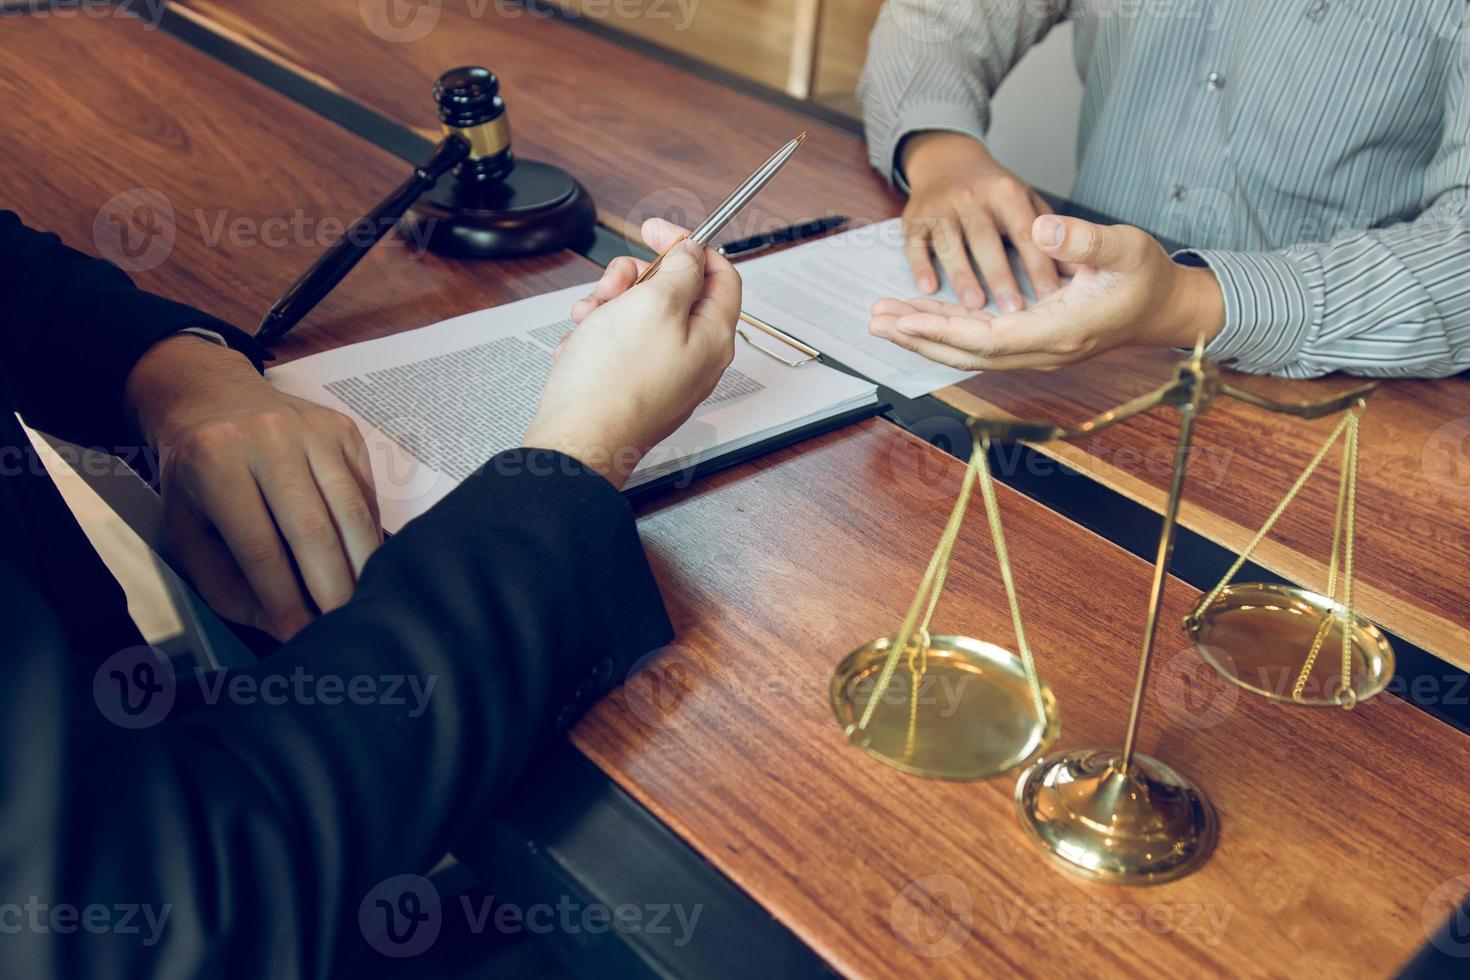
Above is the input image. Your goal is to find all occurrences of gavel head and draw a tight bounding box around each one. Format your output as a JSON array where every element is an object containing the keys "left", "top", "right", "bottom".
[
  {"left": 411, "top": 64, "right": 595, "bottom": 258},
  {"left": 434, "top": 66, "right": 514, "bottom": 183}
]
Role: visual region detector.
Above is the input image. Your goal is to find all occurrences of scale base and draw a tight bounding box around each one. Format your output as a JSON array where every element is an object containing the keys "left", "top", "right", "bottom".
[
  {"left": 831, "top": 634, "right": 1058, "bottom": 781},
  {"left": 407, "top": 159, "right": 596, "bottom": 258},
  {"left": 1015, "top": 748, "right": 1217, "bottom": 885}
]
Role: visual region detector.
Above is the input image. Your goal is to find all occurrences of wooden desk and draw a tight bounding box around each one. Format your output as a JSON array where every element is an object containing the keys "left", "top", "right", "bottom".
[
  {"left": 168, "top": 0, "right": 1470, "bottom": 668},
  {"left": 167, "top": 0, "right": 901, "bottom": 239},
  {"left": 16, "top": 10, "right": 1469, "bottom": 977},
  {"left": 0, "top": 9, "right": 599, "bottom": 361},
  {"left": 592, "top": 418, "right": 1470, "bottom": 976}
]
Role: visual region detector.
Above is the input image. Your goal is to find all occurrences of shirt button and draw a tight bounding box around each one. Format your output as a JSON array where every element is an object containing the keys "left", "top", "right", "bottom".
[
  {"left": 1171, "top": 185, "right": 1187, "bottom": 202},
  {"left": 1207, "top": 71, "right": 1225, "bottom": 90},
  {"left": 1307, "top": 0, "right": 1329, "bottom": 21},
  {"left": 592, "top": 656, "right": 614, "bottom": 687}
]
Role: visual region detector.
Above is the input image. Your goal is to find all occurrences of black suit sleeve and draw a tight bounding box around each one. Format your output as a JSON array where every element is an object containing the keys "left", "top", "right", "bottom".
[
  {"left": 0, "top": 209, "right": 268, "bottom": 451},
  {"left": 0, "top": 209, "right": 676, "bottom": 975},
  {"left": 4, "top": 449, "right": 674, "bottom": 978}
]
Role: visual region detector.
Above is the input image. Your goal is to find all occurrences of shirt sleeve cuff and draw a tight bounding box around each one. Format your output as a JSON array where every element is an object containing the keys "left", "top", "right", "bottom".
[
  {"left": 873, "top": 103, "right": 989, "bottom": 192},
  {"left": 178, "top": 326, "right": 229, "bottom": 347},
  {"left": 174, "top": 324, "right": 270, "bottom": 373},
  {"left": 1172, "top": 248, "right": 1324, "bottom": 373}
]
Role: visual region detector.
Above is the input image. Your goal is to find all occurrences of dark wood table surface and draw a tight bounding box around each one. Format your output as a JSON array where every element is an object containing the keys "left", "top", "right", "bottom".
[
  {"left": 598, "top": 418, "right": 1470, "bottom": 977},
  {"left": 167, "top": 0, "right": 901, "bottom": 239},
  {"left": 0, "top": 7, "right": 600, "bottom": 362},
  {"left": 167, "top": 0, "right": 1470, "bottom": 668},
  {"left": 12, "top": 9, "right": 1470, "bottom": 977}
]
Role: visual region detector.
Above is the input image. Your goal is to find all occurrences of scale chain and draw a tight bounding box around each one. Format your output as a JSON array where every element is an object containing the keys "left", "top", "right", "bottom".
[
  {"left": 975, "top": 437, "right": 1049, "bottom": 725},
  {"left": 855, "top": 452, "right": 980, "bottom": 734},
  {"left": 1339, "top": 413, "right": 1360, "bottom": 706},
  {"left": 1194, "top": 405, "right": 1366, "bottom": 708},
  {"left": 856, "top": 438, "right": 1051, "bottom": 738},
  {"left": 1194, "top": 410, "right": 1355, "bottom": 615}
]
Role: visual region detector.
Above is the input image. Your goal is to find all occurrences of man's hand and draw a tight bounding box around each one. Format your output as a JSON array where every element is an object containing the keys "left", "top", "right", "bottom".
[
  {"left": 523, "top": 218, "right": 740, "bottom": 489},
  {"left": 899, "top": 132, "right": 1068, "bottom": 311},
  {"left": 126, "top": 336, "right": 381, "bottom": 640},
  {"left": 869, "top": 214, "right": 1226, "bottom": 370}
]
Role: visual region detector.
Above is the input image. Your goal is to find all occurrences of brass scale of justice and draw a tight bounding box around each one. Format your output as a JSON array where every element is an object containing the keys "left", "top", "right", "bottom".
[{"left": 829, "top": 337, "right": 1394, "bottom": 884}]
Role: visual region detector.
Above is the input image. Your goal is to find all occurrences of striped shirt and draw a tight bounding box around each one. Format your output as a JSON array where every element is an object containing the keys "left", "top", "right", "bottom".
[{"left": 859, "top": 0, "right": 1470, "bottom": 378}]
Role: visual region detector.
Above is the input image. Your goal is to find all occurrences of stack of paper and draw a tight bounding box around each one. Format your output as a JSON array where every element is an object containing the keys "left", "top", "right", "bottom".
[{"left": 268, "top": 282, "right": 878, "bottom": 532}]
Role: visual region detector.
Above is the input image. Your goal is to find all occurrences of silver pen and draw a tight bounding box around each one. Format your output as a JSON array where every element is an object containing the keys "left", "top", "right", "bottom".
[
  {"left": 629, "top": 132, "right": 821, "bottom": 365},
  {"left": 634, "top": 132, "right": 805, "bottom": 285}
]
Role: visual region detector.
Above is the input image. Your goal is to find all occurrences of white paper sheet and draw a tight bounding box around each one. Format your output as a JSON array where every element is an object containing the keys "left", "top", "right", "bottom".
[
  {"left": 267, "top": 282, "right": 877, "bottom": 532},
  {"left": 737, "top": 217, "right": 1035, "bottom": 398}
]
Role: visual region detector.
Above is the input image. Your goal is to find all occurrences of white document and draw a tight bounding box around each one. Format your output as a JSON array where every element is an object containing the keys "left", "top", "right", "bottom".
[
  {"left": 736, "top": 217, "right": 1034, "bottom": 398},
  {"left": 267, "top": 282, "right": 877, "bottom": 533}
]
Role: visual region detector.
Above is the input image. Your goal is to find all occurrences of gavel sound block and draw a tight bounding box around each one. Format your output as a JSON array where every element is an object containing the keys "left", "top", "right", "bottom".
[
  {"left": 406, "top": 66, "right": 596, "bottom": 258},
  {"left": 254, "top": 66, "right": 597, "bottom": 343}
]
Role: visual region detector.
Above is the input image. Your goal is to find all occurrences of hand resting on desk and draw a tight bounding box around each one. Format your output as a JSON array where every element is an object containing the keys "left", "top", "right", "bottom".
[{"left": 898, "top": 131, "right": 1070, "bottom": 311}]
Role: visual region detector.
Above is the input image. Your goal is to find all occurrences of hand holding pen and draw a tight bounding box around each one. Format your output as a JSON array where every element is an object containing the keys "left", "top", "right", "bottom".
[
  {"left": 626, "top": 132, "right": 820, "bottom": 363},
  {"left": 632, "top": 132, "right": 807, "bottom": 284}
]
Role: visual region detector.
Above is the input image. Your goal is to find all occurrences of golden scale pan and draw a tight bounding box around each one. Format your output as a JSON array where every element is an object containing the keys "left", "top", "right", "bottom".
[{"left": 831, "top": 341, "right": 1390, "bottom": 884}]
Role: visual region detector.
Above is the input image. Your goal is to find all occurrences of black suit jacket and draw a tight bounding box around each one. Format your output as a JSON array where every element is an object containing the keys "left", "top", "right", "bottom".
[{"left": 0, "top": 211, "right": 673, "bottom": 977}]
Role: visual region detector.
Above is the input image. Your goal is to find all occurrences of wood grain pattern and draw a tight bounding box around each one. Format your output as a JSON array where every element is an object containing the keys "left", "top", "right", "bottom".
[
  {"left": 586, "top": 419, "right": 1470, "bottom": 977},
  {"left": 168, "top": 0, "right": 1470, "bottom": 667},
  {"left": 170, "top": 0, "right": 903, "bottom": 241},
  {"left": 0, "top": 12, "right": 600, "bottom": 365},
  {"left": 19, "top": 11, "right": 1470, "bottom": 977}
]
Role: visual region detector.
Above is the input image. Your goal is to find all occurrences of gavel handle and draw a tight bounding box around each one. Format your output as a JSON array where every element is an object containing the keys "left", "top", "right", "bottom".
[{"left": 255, "top": 135, "right": 471, "bottom": 344}]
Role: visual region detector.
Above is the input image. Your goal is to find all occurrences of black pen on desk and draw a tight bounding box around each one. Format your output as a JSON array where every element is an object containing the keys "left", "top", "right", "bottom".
[{"left": 717, "top": 215, "right": 848, "bottom": 259}]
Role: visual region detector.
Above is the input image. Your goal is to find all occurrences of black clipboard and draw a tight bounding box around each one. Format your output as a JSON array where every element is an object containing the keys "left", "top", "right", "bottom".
[{"left": 624, "top": 399, "right": 888, "bottom": 503}]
